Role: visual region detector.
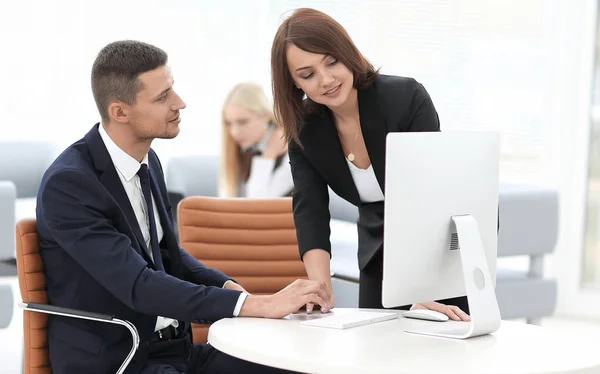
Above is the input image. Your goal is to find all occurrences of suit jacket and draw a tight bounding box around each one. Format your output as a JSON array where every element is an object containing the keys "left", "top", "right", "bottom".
[
  {"left": 36, "top": 124, "right": 242, "bottom": 374},
  {"left": 289, "top": 75, "right": 440, "bottom": 270}
]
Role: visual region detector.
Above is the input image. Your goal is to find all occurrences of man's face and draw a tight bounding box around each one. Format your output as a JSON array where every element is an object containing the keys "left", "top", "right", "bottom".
[{"left": 127, "top": 65, "right": 186, "bottom": 140}]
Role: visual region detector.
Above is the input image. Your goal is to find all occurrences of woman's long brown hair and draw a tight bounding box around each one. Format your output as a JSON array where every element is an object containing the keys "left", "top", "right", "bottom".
[{"left": 271, "top": 8, "right": 379, "bottom": 145}]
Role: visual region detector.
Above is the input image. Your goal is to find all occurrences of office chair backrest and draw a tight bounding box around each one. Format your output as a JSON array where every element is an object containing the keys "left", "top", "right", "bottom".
[
  {"left": 177, "top": 197, "right": 307, "bottom": 342},
  {"left": 0, "top": 142, "right": 56, "bottom": 198},
  {"left": 166, "top": 155, "right": 220, "bottom": 198},
  {"left": 15, "top": 218, "right": 50, "bottom": 374}
]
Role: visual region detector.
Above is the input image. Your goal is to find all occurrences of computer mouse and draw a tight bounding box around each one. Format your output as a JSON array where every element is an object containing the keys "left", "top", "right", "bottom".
[{"left": 401, "top": 309, "right": 449, "bottom": 322}]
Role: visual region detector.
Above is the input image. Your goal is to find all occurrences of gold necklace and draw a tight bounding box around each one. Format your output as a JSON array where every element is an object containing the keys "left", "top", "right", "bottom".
[{"left": 338, "top": 125, "right": 360, "bottom": 162}]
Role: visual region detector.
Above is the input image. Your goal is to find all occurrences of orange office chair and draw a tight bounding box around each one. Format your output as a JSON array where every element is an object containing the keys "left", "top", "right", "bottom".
[
  {"left": 177, "top": 197, "right": 307, "bottom": 343},
  {"left": 15, "top": 218, "right": 139, "bottom": 374}
]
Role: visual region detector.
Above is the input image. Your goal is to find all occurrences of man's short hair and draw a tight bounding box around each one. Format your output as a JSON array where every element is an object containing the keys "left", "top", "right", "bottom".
[{"left": 91, "top": 40, "right": 168, "bottom": 122}]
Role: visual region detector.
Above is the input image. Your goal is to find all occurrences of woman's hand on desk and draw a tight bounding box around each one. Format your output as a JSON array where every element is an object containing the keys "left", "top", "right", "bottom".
[
  {"left": 410, "top": 301, "right": 471, "bottom": 321},
  {"left": 238, "top": 279, "right": 331, "bottom": 319},
  {"left": 301, "top": 249, "right": 336, "bottom": 314},
  {"left": 306, "top": 286, "right": 335, "bottom": 314}
]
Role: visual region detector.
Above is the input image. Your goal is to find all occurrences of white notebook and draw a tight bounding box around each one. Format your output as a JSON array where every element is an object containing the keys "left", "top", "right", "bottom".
[{"left": 299, "top": 310, "right": 397, "bottom": 330}]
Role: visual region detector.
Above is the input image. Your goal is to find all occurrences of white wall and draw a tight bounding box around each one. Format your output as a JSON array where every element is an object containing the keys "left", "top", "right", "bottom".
[{"left": 0, "top": 0, "right": 274, "bottom": 158}]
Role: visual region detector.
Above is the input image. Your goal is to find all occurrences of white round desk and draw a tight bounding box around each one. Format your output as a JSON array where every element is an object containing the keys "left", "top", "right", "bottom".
[{"left": 207, "top": 308, "right": 600, "bottom": 374}]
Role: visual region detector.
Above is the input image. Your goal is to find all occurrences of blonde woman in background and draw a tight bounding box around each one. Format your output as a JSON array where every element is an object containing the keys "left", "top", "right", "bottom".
[{"left": 220, "top": 83, "right": 294, "bottom": 198}]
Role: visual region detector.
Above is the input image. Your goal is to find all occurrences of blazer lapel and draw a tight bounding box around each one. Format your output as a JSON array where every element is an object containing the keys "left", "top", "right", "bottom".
[
  {"left": 303, "top": 82, "right": 388, "bottom": 203},
  {"left": 100, "top": 169, "right": 150, "bottom": 256},
  {"left": 84, "top": 124, "right": 155, "bottom": 266},
  {"left": 357, "top": 83, "right": 388, "bottom": 193},
  {"left": 304, "top": 109, "right": 361, "bottom": 205}
]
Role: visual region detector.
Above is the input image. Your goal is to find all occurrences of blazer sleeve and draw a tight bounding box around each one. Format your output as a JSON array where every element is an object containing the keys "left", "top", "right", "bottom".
[
  {"left": 406, "top": 81, "right": 441, "bottom": 132},
  {"left": 150, "top": 149, "right": 234, "bottom": 288},
  {"left": 39, "top": 169, "right": 241, "bottom": 322},
  {"left": 288, "top": 140, "right": 332, "bottom": 259},
  {"left": 179, "top": 248, "right": 233, "bottom": 287}
]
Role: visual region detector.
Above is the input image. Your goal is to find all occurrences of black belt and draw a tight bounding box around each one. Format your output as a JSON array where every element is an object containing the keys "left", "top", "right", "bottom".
[{"left": 154, "top": 325, "right": 179, "bottom": 341}]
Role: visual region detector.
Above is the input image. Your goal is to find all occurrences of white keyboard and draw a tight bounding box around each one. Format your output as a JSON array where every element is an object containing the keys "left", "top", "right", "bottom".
[{"left": 300, "top": 311, "right": 398, "bottom": 330}]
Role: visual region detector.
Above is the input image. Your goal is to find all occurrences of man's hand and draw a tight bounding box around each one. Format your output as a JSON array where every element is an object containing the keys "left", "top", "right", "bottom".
[
  {"left": 410, "top": 301, "right": 471, "bottom": 321},
  {"left": 239, "top": 279, "right": 331, "bottom": 319}
]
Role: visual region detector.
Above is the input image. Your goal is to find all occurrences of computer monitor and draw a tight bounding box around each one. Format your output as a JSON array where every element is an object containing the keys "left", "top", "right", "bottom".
[{"left": 382, "top": 131, "right": 500, "bottom": 339}]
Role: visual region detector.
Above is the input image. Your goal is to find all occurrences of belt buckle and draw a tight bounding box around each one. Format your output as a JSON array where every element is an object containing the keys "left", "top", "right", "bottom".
[{"left": 156, "top": 326, "right": 177, "bottom": 341}]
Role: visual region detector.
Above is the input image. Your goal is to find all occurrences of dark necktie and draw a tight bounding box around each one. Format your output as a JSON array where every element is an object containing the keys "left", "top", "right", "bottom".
[{"left": 137, "top": 164, "right": 165, "bottom": 271}]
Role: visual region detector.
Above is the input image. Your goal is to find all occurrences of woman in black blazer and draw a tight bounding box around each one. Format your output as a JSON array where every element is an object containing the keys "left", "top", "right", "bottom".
[{"left": 270, "top": 8, "right": 470, "bottom": 321}]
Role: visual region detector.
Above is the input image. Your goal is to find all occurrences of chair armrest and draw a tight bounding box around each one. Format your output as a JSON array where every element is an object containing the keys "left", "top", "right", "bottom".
[
  {"left": 0, "top": 181, "right": 16, "bottom": 261},
  {"left": 330, "top": 272, "right": 359, "bottom": 283},
  {"left": 22, "top": 302, "right": 113, "bottom": 321},
  {"left": 330, "top": 219, "right": 360, "bottom": 281},
  {"left": 19, "top": 302, "right": 139, "bottom": 374}
]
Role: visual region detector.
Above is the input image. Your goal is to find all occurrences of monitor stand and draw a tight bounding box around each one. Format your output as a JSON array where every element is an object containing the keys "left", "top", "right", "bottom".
[{"left": 404, "top": 215, "right": 501, "bottom": 339}]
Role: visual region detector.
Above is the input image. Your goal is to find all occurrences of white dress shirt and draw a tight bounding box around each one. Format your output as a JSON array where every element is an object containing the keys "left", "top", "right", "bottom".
[
  {"left": 242, "top": 125, "right": 294, "bottom": 198},
  {"left": 98, "top": 125, "right": 246, "bottom": 332}
]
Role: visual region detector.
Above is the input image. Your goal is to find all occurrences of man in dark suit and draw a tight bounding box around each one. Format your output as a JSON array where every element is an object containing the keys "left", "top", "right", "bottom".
[{"left": 36, "top": 40, "right": 328, "bottom": 374}]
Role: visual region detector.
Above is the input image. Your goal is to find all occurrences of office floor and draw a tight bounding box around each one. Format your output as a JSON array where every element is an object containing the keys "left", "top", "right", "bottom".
[{"left": 1, "top": 275, "right": 599, "bottom": 374}]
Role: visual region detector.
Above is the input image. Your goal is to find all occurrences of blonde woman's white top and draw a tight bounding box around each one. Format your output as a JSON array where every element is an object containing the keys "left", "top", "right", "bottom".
[{"left": 241, "top": 125, "right": 295, "bottom": 198}]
